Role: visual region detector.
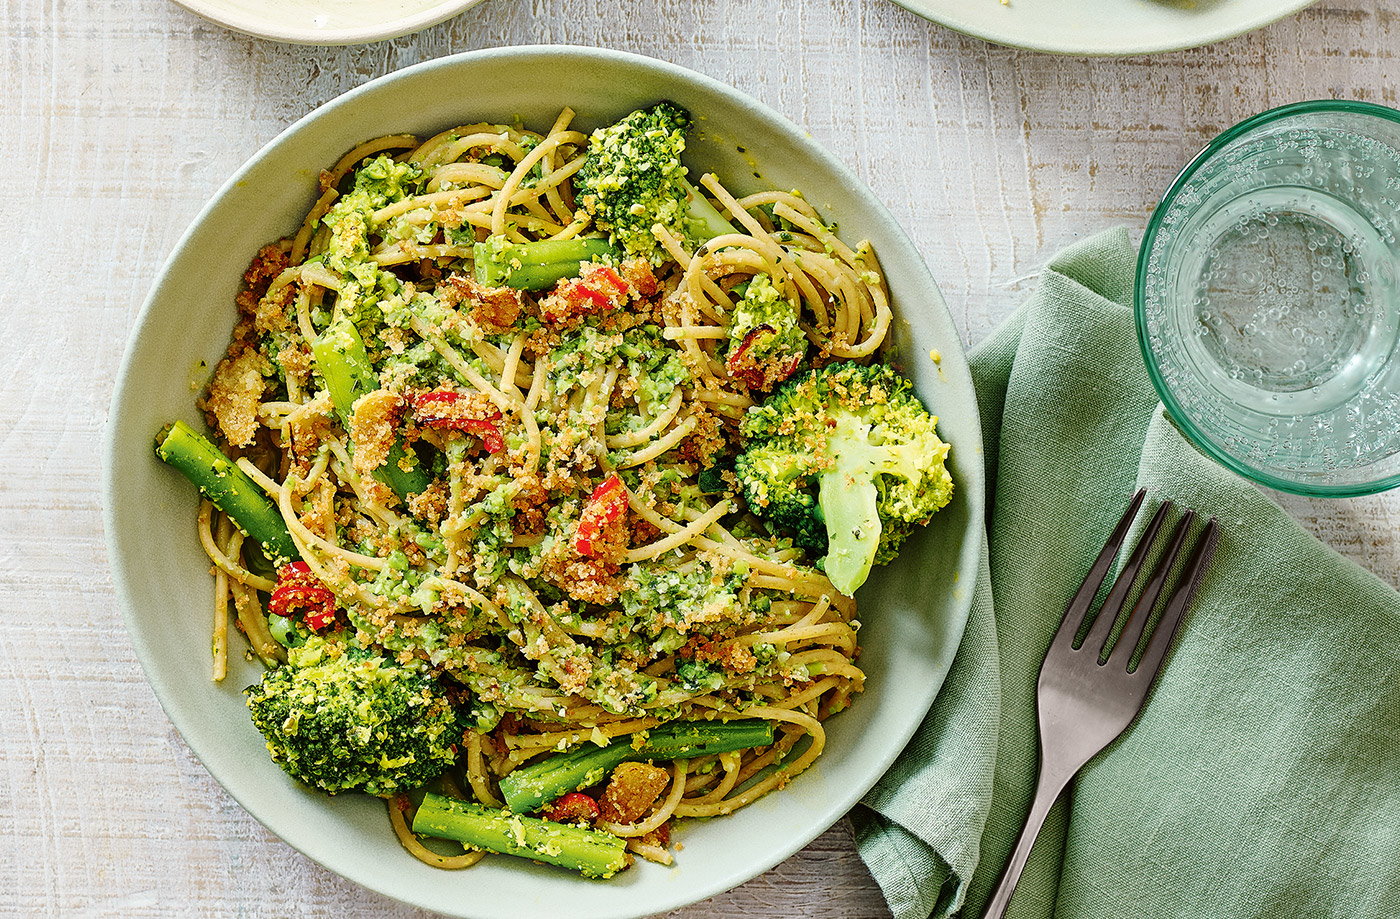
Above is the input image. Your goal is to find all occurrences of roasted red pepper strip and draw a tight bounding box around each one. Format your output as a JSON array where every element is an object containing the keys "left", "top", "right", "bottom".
[
  {"left": 573, "top": 474, "right": 627, "bottom": 557},
  {"left": 267, "top": 561, "right": 337, "bottom": 632},
  {"left": 580, "top": 265, "right": 626, "bottom": 299},
  {"left": 408, "top": 391, "right": 505, "bottom": 453},
  {"left": 571, "top": 282, "right": 615, "bottom": 310},
  {"left": 726, "top": 325, "right": 802, "bottom": 390},
  {"left": 567, "top": 265, "right": 631, "bottom": 311},
  {"left": 726, "top": 325, "right": 775, "bottom": 389},
  {"left": 589, "top": 265, "right": 625, "bottom": 290},
  {"left": 542, "top": 792, "right": 600, "bottom": 824}
]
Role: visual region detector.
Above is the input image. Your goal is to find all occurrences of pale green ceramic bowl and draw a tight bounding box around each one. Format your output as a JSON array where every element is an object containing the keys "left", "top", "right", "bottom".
[{"left": 104, "top": 46, "right": 985, "bottom": 919}]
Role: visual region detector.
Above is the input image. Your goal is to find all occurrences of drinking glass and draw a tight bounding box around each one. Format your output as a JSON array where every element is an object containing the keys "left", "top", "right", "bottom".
[{"left": 1138, "top": 100, "right": 1400, "bottom": 496}]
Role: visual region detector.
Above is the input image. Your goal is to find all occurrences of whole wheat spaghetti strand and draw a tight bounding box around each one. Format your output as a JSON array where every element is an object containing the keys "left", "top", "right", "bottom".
[
  {"left": 373, "top": 186, "right": 493, "bottom": 223},
  {"left": 622, "top": 500, "right": 731, "bottom": 563},
  {"left": 627, "top": 840, "right": 673, "bottom": 866},
  {"left": 490, "top": 128, "right": 588, "bottom": 236},
  {"left": 198, "top": 500, "right": 277, "bottom": 592},
  {"left": 234, "top": 459, "right": 389, "bottom": 573},
  {"left": 206, "top": 506, "right": 231, "bottom": 682},
  {"left": 388, "top": 798, "right": 484, "bottom": 869},
  {"left": 685, "top": 751, "right": 742, "bottom": 805},
  {"left": 410, "top": 316, "right": 520, "bottom": 413},
  {"left": 675, "top": 709, "right": 823, "bottom": 818},
  {"left": 610, "top": 414, "right": 697, "bottom": 468},
  {"left": 464, "top": 732, "right": 504, "bottom": 808},
  {"left": 605, "top": 389, "right": 684, "bottom": 449}
]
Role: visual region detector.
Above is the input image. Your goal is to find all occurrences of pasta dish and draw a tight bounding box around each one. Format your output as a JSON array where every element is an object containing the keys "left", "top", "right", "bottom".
[{"left": 155, "top": 102, "right": 953, "bottom": 876}]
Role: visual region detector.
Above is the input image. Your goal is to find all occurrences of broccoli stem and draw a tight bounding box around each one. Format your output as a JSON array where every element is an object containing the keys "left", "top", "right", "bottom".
[
  {"left": 682, "top": 175, "right": 739, "bottom": 241},
  {"left": 155, "top": 420, "right": 300, "bottom": 565},
  {"left": 412, "top": 795, "right": 629, "bottom": 879},
  {"left": 311, "top": 319, "right": 430, "bottom": 500},
  {"left": 817, "top": 434, "right": 883, "bottom": 596},
  {"left": 499, "top": 719, "right": 774, "bottom": 814},
  {"left": 474, "top": 237, "right": 620, "bottom": 290}
]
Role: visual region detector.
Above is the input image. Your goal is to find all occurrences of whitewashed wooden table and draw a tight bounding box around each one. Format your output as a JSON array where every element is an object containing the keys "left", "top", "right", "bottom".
[{"left": 4, "top": 0, "right": 1398, "bottom": 915}]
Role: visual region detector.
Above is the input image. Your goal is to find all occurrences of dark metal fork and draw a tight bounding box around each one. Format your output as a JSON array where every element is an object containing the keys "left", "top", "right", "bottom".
[{"left": 979, "top": 490, "right": 1220, "bottom": 919}]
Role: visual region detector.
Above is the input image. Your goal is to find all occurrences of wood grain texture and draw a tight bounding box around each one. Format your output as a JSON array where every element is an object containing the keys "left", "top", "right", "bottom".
[{"left": 2, "top": 0, "right": 1397, "bottom": 914}]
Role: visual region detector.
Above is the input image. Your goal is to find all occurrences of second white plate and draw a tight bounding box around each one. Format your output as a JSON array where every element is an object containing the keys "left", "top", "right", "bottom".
[
  {"left": 894, "top": 0, "right": 1317, "bottom": 56},
  {"left": 171, "top": 0, "right": 484, "bottom": 44}
]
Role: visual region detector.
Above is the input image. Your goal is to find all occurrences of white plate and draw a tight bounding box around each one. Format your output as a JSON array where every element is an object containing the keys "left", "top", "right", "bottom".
[
  {"left": 894, "top": 0, "right": 1317, "bottom": 55},
  {"left": 104, "top": 46, "right": 985, "bottom": 918},
  {"left": 171, "top": 0, "right": 485, "bottom": 44}
]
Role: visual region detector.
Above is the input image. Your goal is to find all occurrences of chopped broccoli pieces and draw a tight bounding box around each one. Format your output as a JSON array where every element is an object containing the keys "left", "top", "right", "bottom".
[
  {"left": 575, "top": 102, "right": 736, "bottom": 263},
  {"left": 726, "top": 273, "right": 807, "bottom": 390},
  {"left": 674, "top": 657, "right": 725, "bottom": 693},
  {"left": 735, "top": 362, "right": 953, "bottom": 595},
  {"left": 245, "top": 635, "right": 458, "bottom": 797}
]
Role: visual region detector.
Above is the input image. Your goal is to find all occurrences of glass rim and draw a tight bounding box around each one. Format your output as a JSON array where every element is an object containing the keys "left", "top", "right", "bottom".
[{"left": 1136, "top": 99, "right": 1400, "bottom": 498}]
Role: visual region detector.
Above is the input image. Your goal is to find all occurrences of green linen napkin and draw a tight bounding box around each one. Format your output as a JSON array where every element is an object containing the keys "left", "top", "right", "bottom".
[{"left": 853, "top": 228, "right": 1400, "bottom": 919}]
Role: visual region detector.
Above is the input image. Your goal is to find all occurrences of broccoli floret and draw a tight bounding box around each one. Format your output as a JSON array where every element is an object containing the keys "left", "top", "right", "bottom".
[
  {"left": 245, "top": 635, "right": 458, "bottom": 797},
  {"left": 575, "top": 102, "right": 736, "bottom": 263},
  {"left": 735, "top": 362, "right": 953, "bottom": 596},
  {"left": 726, "top": 274, "right": 808, "bottom": 390}
]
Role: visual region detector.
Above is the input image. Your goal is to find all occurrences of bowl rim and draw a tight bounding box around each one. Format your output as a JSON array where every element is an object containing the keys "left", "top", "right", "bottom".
[
  {"left": 103, "top": 44, "right": 986, "bottom": 916},
  {"left": 1135, "top": 98, "right": 1400, "bottom": 499},
  {"left": 170, "top": 0, "right": 485, "bottom": 44}
]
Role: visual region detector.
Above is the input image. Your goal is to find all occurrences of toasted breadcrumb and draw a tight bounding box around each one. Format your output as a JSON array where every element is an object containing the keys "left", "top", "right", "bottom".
[
  {"left": 349, "top": 389, "right": 404, "bottom": 479},
  {"left": 509, "top": 474, "right": 548, "bottom": 539},
  {"left": 253, "top": 281, "right": 296, "bottom": 337},
  {"left": 437, "top": 275, "right": 523, "bottom": 334},
  {"left": 727, "top": 333, "right": 801, "bottom": 391},
  {"left": 539, "top": 511, "right": 629, "bottom": 605},
  {"left": 287, "top": 394, "right": 335, "bottom": 459},
  {"left": 538, "top": 259, "right": 659, "bottom": 329},
  {"left": 634, "top": 821, "right": 671, "bottom": 849},
  {"left": 599, "top": 762, "right": 670, "bottom": 824},
  {"left": 689, "top": 638, "right": 759, "bottom": 674},
  {"left": 299, "top": 479, "right": 336, "bottom": 539},
  {"left": 617, "top": 259, "right": 660, "bottom": 298},
  {"left": 407, "top": 480, "right": 449, "bottom": 526},
  {"left": 235, "top": 242, "right": 290, "bottom": 318},
  {"left": 409, "top": 388, "right": 499, "bottom": 426},
  {"left": 679, "top": 403, "right": 726, "bottom": 467},
  {"left": 276, "top": 340, "right": 312, "bottom": 392},
  {"left": 203, "top": 345, "right": 270, "bottom": 447}
]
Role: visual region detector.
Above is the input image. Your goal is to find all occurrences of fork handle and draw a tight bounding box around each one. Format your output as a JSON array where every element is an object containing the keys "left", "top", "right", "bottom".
[{"left": 978, "top": 767, "right": 1074, "bottom": 919}]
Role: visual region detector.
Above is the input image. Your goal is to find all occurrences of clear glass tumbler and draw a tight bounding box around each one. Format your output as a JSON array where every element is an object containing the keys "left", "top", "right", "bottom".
[{"left": 1138, "top": 100, "right": 1400, "bottom": 496}]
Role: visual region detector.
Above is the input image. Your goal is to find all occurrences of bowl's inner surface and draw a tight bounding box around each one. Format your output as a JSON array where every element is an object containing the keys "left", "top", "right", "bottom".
[{"left": 106, "top": 48, "right": 983, "bottom": 919}]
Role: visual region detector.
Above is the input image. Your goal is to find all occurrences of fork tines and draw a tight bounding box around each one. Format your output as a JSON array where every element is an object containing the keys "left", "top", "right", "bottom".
[{"left": 1051, "top": 489, "right": 1220, "bottom": 674}]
